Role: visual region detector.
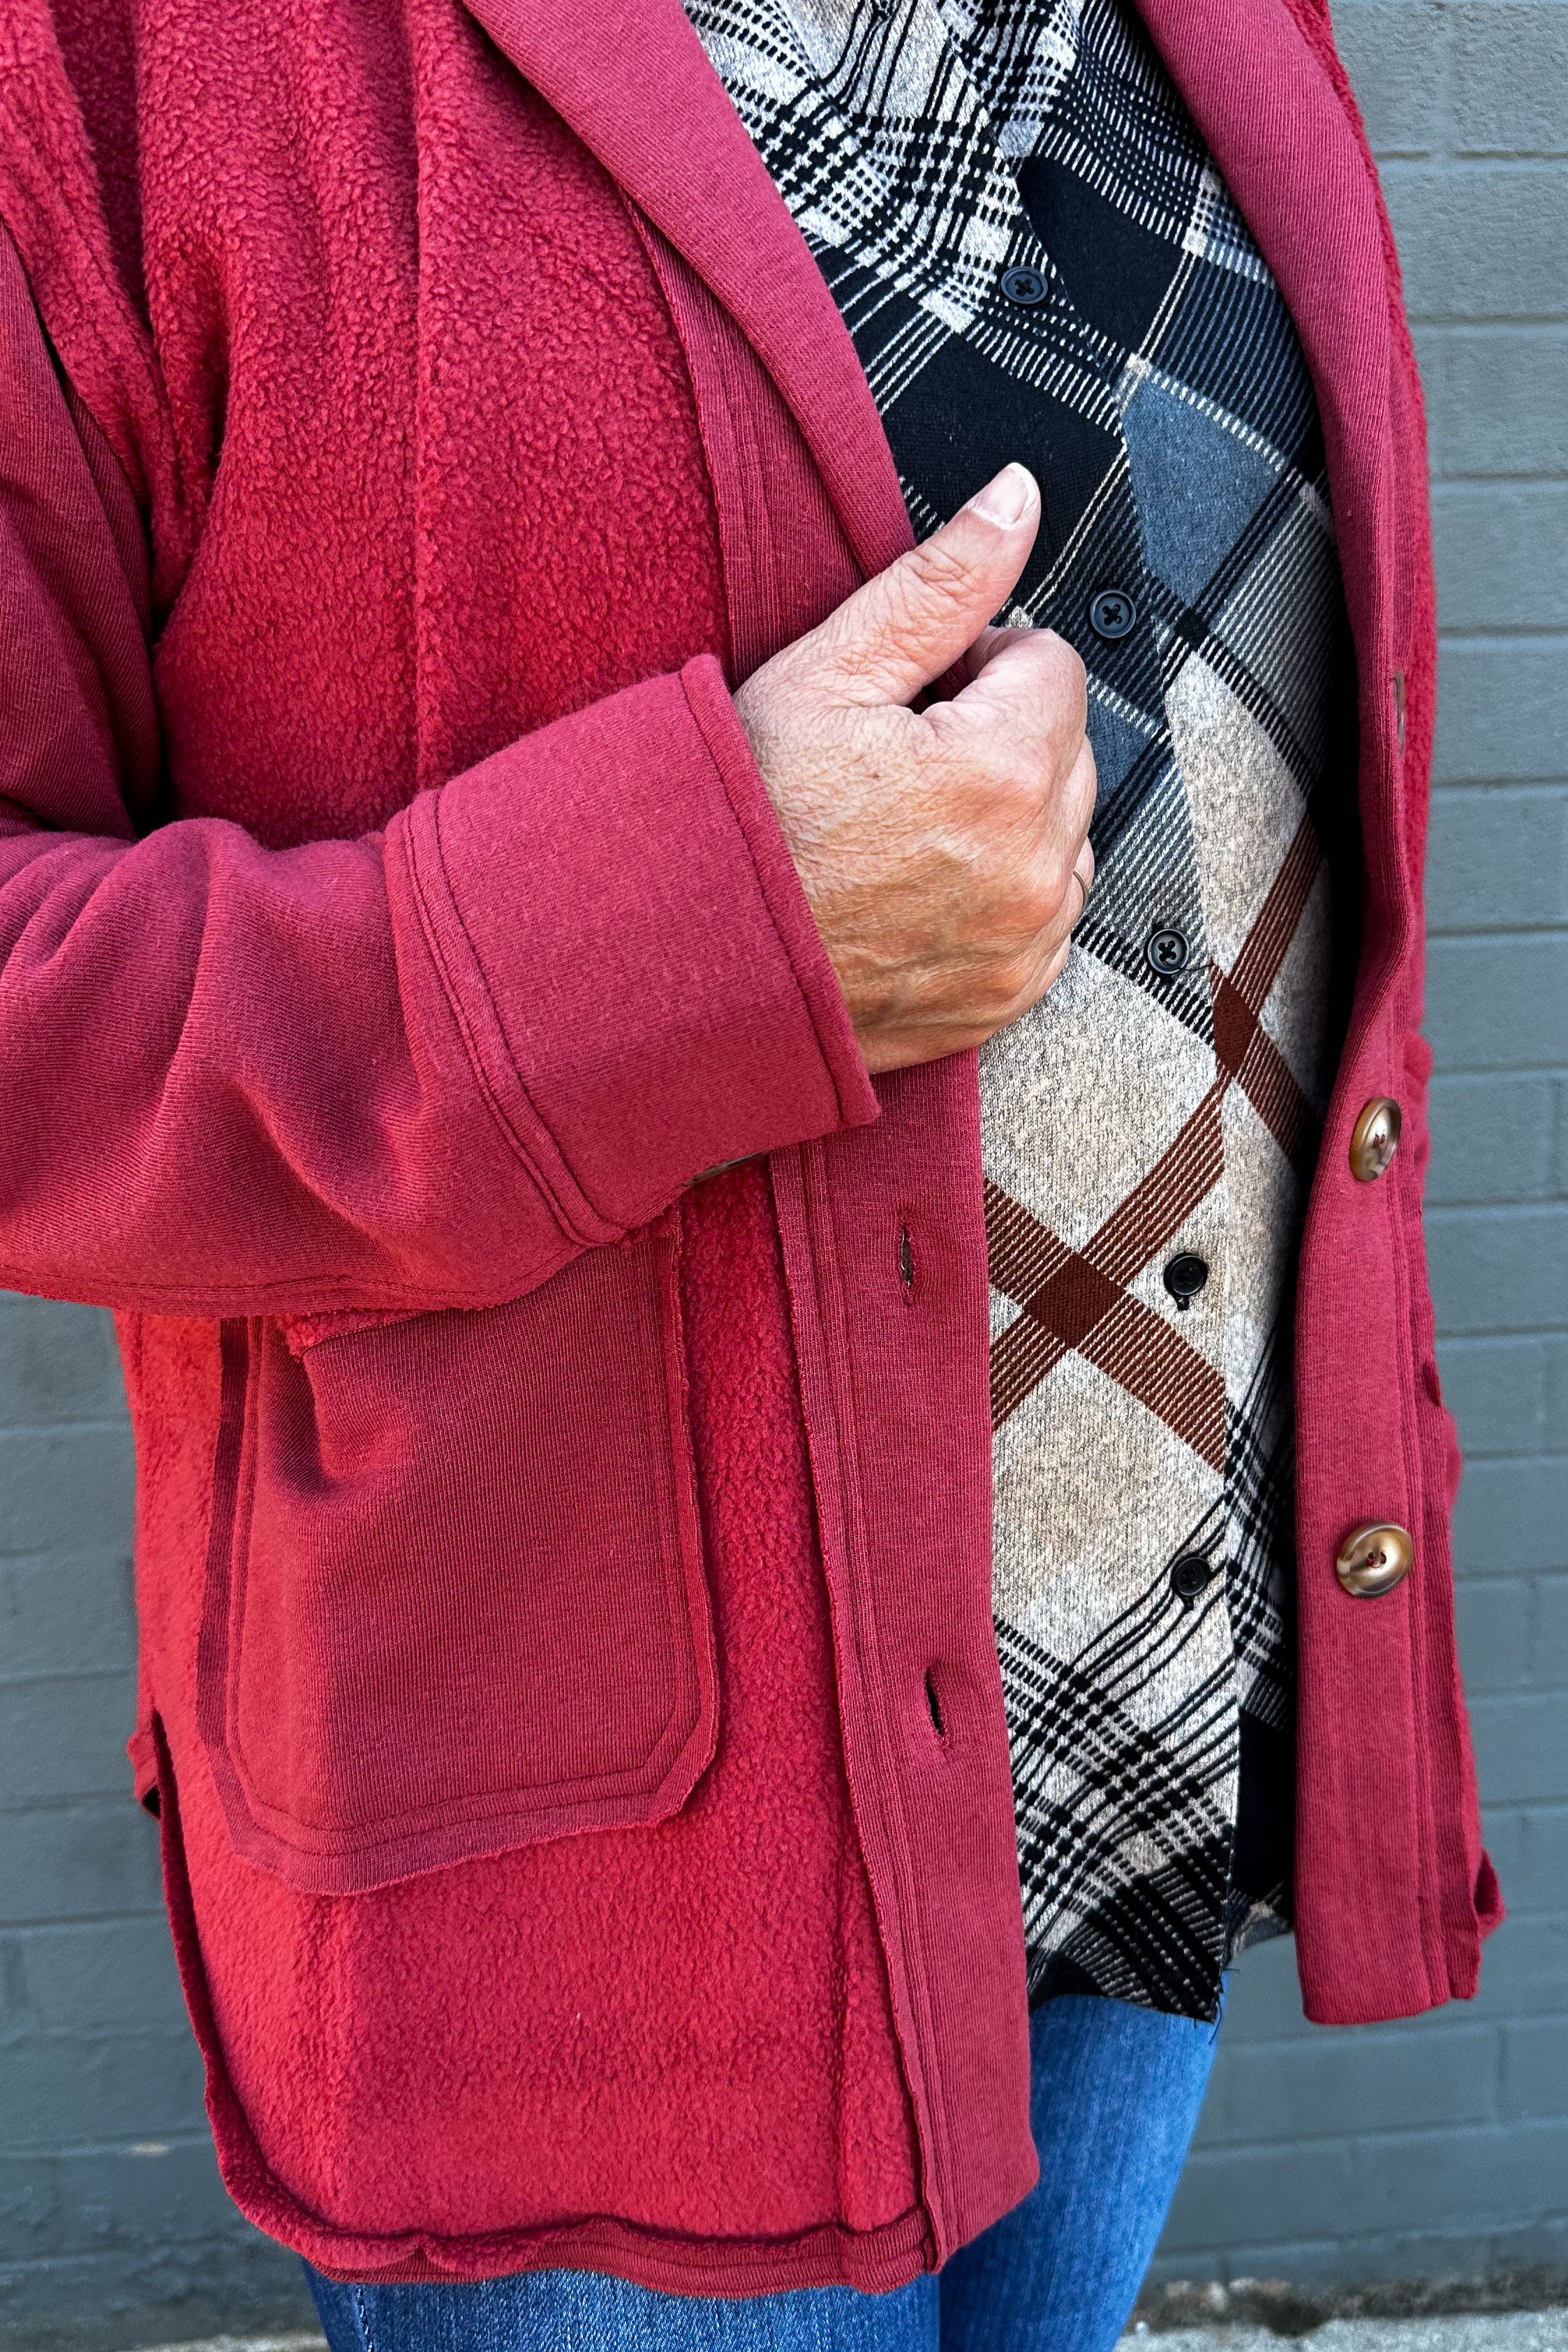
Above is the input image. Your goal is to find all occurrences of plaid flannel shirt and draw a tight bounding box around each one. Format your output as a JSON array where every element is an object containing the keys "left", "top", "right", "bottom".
[{"left": 683, "top": 0, "right": 1358, "bottom": 2020}]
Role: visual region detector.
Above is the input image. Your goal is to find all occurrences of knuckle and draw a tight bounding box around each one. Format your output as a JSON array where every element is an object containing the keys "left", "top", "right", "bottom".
[
  {"left": 902, "top": 532, "right": 989, "bottom": 609},
  {"left": 1071, "top": 797, "right": 1096, "bottom": 858},
  {"left": 986, "top": 947, "right": 1045, "bottom": 1015},
  {"left": 1032, "top": 841, "right": 1083, "bottom": 924},
  {"left": 1072, "top": 732, "right": 1098, "bottom": 797},
  {"left": 993, "top": 637, "right": 1088, "bottom": 772},
  {"left": 831, "top": 571, "right": 952, "bottom": 688},
  {"left": 1039, "top": 627, "right": 1088, "bottom": 700},
  {"left": 1008, "top": 871, "right": 1065, "bottom": 941},
  {"left": 1016, "top": 624, "right": 1086, "bottom": 696},
  {"left": 820, "top": 609, "right": 893, "bottom": 690},
  {"left": 986, "top": 767, "right": 1046, "bottom": 840},
  {"left": 1044, "top": 644, "right": 1092, "bottom": 748},
  {"left": 985, "top": 733, "right": 1053, "bottom": 814},
  {"left": 943, "top": 737, "right": 1028, "bottom": 831}
]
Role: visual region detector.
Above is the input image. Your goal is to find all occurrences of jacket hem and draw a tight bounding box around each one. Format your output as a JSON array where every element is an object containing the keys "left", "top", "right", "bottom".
[
  {"left": 309, "top": 2207, "right": 933, "bottom": 2300},
  {"left": 151, "top": 1718, "right": 935, "bottom": 2302}
]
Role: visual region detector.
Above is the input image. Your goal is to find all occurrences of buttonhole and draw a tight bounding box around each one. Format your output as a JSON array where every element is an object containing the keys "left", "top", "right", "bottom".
[
  {"left": 924, "top": 1669, "right": 945, "bottom": 1739},
  {"left": 898, "top": 1224, "right": 915, "bottom": 1293}
]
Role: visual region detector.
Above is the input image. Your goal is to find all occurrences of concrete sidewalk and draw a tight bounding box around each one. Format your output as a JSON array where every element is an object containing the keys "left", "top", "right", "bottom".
[
  {"left": 1134, "top": 2317, "right": 1568, "bottom": 2352},
  {"left": 112, "top": 2314, "right": 1568, "bottom": 2352}
]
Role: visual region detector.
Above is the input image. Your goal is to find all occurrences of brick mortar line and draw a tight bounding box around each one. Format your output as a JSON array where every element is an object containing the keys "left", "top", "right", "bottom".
[
  {"left": 1435, "top": 630, "right": 1568, "bottom": 646},
  {"left": 1438, "top": 1204, "right": 1568, "bottom": 1222},
  {"left": 0, "top": 1423, "right": 131, "bottom": 1441}
]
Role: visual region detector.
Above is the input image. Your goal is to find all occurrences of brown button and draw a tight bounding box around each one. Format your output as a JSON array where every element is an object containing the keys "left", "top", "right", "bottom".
[
  {"left": 1335, "top": 1521, "right": 1414, "bottom": 1597},
  {"left": 1349, "top": 1096, "right": 1402, "bottom": 1182}
]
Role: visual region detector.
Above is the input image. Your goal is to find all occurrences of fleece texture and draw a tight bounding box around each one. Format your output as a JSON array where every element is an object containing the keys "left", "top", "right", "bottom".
[
  {"left": 0, "top": 0, "right": 1495, "bottom": 2296},
  {"left": 147, "top": 1164, "right": 927, "bottom": 2286}
]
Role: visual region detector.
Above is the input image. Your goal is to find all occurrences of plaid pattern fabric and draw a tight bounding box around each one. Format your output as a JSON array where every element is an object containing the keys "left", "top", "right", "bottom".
[{"left": 683, "top": 0, "right": 1356, "bottom": 2019}]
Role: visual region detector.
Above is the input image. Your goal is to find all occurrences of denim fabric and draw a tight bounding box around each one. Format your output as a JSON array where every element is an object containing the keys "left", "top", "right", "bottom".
[
  {"left": 308, "top": 2267, "right": 936, "bottom": 2352},
  {"left": 305, "top": 1987, "right": 1220, "bottom": 2352},
  {"left": 938, "top": 1991, "right": 1225, "bottom": 2352}
]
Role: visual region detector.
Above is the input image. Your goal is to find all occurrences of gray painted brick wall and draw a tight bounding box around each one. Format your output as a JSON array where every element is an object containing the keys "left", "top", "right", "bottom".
[
  {"left": 0, "top": 1, "right": 1563, "bottom": 2337},
  {"left": 1154, "top": 0, "right": 1568, "bottom": 2290}
]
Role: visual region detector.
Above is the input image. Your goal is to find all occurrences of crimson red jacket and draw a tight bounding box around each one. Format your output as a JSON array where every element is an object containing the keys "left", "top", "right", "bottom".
[{"left": 0, "top": 0, "right": 1498, "bottom": 2299}]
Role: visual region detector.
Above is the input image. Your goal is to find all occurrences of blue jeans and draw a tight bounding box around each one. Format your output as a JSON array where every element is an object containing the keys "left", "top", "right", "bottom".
[{"left": 306, "top": 1989, "right": 1221, "bottom": 2352}]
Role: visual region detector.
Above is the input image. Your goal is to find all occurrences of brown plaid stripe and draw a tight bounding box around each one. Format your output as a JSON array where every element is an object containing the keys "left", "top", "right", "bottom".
[
  {"left": 1211, "top": 812, "right": 1319, "bottom": 1173},
  {"left": 987, "top": 814, "right": 1322, "bottom": 1459},
  {"left": 986, "top": 1093, "right": 1229, "bottom": 1465}
]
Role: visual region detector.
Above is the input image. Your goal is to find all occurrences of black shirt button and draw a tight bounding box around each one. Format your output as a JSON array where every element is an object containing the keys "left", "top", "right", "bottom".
[
  {"left": 1000, "top": 264, "right": 1049, "bottom": 306},
  {"left": 1163, "top": 1252, "right": 1210, "bottom": 1310},
  {"left": 1170, "top": 1553, "right": 1216, "bottom": 1604},
  {"left": 1144, "top": 924, "right": 1190, "bottom": 976},
  {"left": 1088, "top": 587, "right": 1137, "bottom": 639}
]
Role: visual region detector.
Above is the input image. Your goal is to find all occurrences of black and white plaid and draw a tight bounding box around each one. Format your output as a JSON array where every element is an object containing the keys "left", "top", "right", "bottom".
[{"left": 684, "top": 0, "right": 1357, "bottom": 2020}]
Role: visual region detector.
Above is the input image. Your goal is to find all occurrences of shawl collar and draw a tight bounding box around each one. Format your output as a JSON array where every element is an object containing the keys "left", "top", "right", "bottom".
[
  {"left": 459, "top": 0, "right": 1394, "bottom": 608},
  {"left": 459, "top": 0, "right": 911, "bottom": 580}
]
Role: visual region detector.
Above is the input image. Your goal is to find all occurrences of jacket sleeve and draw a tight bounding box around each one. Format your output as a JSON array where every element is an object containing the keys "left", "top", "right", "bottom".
[{"left": 0, "top": 226, "right": 876, "bottom": 1320}]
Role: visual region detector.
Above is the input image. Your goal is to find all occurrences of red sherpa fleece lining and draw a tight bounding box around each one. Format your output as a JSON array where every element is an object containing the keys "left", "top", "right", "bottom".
[{"left": 154, "top": 1160, "right": 926, "bottom": 2291}]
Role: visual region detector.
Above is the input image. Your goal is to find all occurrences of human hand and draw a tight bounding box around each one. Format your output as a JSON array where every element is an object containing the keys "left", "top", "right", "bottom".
[{"left": 734, "top": 463, "right": 1095, "bottom": 1074}]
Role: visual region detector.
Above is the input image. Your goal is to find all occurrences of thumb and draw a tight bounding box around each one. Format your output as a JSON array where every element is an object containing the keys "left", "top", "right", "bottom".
[{"left": 806, "top": 464, "right": 1041, "bottom": 707}]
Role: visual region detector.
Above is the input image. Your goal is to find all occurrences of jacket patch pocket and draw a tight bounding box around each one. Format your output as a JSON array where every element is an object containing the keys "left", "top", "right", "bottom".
[{"left": 197, "top": 1218, "right": 716, "bottom": 1894}]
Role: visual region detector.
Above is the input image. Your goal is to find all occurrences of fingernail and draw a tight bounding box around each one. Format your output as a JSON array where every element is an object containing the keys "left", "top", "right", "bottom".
[{"left": 965, "top": 464, "right": 1036, "bottom": 527}]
